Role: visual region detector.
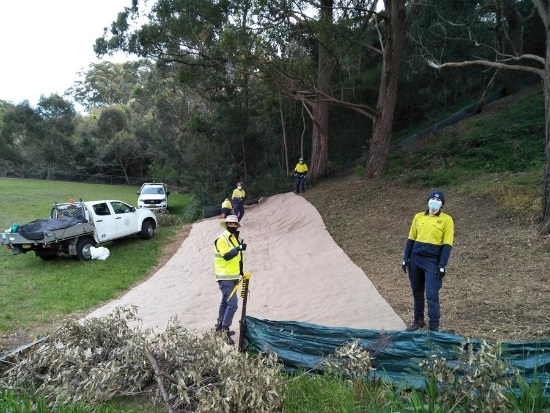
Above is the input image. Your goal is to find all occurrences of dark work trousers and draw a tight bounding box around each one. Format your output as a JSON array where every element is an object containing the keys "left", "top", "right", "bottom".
[
  {"left": 408, "top": 253, "right": 443, "bottom": 329},
  {"left": 232, "top": 198, "right": 244, "bottom": 221},
  {"left": 218, "top": 280, "right": 239, "bottom": 329},
  {"left": 294, "top": 175, "right": 306, "bottom": 193}
]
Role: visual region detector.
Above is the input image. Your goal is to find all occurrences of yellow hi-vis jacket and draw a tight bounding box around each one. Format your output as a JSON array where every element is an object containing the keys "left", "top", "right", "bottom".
[
  {"left": 221, "top": 199, "right": 232, "bottom": 210},
  {"left": 232, "top": 188, "right": 245, "bottom": 201},
  {"left": 295, "top": 163, "right": 308, "bottom": 174},
  {"left": 214, "top": 230, "right": 244, "bottom": 281}
]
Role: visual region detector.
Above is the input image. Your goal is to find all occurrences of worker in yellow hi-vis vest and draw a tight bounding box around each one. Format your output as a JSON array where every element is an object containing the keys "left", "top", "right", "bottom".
[
  {"left": 231, "top": 182, "right": 246, "bottom": 222},
  {"left": 294, "top": 157, "right": 308, "bottom": 193},
  {"left": 214, "top": 215, "right": 247, "bottom": 345},
  {"left": 220, "top": 198, "right": 232, "bottom": 218}
]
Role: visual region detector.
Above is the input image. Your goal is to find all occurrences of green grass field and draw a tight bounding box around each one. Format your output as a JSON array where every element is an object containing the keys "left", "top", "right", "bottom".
[{"left": 0, "top": 178, "right": 190, "bottom": 336}]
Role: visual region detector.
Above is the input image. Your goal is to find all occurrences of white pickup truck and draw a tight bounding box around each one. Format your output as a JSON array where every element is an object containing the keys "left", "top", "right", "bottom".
[{"left": 1, "top": 200, "right": 157, "bottom": 261}]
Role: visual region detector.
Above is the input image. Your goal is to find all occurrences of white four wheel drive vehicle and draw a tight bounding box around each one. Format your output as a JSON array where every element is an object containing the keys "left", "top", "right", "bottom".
[
  {"left": 0, "top": 199, "right": 157, "bottom": 261},
  {"left": 137, "top": 182, "right": 170, "bottom": 211}
]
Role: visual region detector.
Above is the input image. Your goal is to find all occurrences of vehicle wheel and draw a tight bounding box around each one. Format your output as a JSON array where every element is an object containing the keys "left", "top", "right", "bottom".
[
  {"left": 76, "top": 237, "right": 96, "bottom": 261},
  {"left": 141, "top": 219, "right": 155, "bottom": 239}
]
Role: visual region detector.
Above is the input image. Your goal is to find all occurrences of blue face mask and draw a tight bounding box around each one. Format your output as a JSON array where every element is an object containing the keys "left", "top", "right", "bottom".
[{"left": 428, "top": 199, "right": 442, "bottom": 210}]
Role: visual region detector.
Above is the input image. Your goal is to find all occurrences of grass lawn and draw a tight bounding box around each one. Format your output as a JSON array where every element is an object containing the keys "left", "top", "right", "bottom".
[{"left": 0, "top": 178, "right": 190, "bottom": 346}]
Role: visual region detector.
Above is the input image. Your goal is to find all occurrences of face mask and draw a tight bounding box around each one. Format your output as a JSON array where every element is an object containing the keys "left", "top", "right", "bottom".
[
  {"left": 428, "top": 199, "right": 442, "bottom": 211},
  {"left": 227, "top": 226, "right": 238, "bottom": 234}
]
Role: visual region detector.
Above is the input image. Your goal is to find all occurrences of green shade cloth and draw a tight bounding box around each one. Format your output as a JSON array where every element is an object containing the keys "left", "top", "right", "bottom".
[{"left": 243, "top": 316, "right": 550, "bottom": 394}]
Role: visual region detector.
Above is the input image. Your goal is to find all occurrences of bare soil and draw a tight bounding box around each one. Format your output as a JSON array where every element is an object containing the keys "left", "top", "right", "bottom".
[{"left": 304, "top": 176, "right": 550, "bottom": 342}]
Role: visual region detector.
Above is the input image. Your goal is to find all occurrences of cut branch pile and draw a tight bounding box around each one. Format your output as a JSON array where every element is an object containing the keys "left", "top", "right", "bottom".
[{"left": 0, "top": 307, "right": 283, "bottom": 412}]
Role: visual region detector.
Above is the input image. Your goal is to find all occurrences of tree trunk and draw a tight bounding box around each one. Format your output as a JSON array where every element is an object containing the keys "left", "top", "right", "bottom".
[
  {"left": 500, "top": 0, "right": 524, "bottom": 95},
  {"left": 539, "top": 19, "right": 550, "bottom": 234},
  {"left": 310, "top": 101, "right": 330, "bottom": 177},
  {"left": 278, "top": 93, "right": 289, "bottom": 176},
  {"left": 310, "top": 0, "right": 334, "bottom": 178},
  {"left": 365, "top": 0, "right": 411, "bottom": 177}
]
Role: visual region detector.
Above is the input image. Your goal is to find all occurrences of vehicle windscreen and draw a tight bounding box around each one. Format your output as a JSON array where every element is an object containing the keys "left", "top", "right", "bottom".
[{"left": 142, "top": 187, "right": 165, "bottom": 195}]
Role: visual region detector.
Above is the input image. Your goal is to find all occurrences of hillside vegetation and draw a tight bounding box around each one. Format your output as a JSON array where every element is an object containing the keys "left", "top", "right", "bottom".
[{"left": 306, "top": 85, "right": 549, "bottom": 342}]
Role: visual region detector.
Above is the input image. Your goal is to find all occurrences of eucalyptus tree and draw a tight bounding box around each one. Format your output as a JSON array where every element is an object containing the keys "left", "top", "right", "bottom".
[
  {"left": 427, "top": 0, "right": 550, "bottom": 234},
  {"left": 67, "top": 61, "right": 146, "bottom": 112},
  {"left": 0, "top": 101, "right": 29, "bottom": 174},
  {"left": 364, "top": 0, "right": 419, "bottom": 176},
  {"left": 239, "top": 0, "right": 421, "bottom": 177},
  {"left": 25, "top": 95, "right": 77, "bottom": 179},
  {"left": 94, "top": 0, "right": 261, "bottom": 185},
  {"left": 127, "top": 63, "right": 223, "bottom": 191},
  {"left": 95, "top": 105, "right": 147, "bottom": 181},
  {"left": 94, "top": 0, "right": 425, "bottom": 180}
]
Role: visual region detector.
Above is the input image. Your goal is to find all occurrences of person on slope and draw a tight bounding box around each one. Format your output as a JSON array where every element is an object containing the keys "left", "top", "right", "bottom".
[
  {"left": 231, "top": 182, "right": 246, "bottom": 222},
  {"left": 401, "top": 190, "right": 454, "bottom": 332},
  {"left": 214, "top": 214, "right": 247, "bottom": 345},
  {"left": 294, "top": 157, "right": 308, "bottom": 193},
  {"left": 220, "top": 198, "right": 232, "bottom": 218}
]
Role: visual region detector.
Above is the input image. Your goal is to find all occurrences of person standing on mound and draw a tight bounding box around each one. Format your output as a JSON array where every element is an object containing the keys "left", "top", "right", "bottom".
[
  {"left": 231, "top": 181, "right": 246, "bottom": 222},
  {"left": 214, "top": 214, "right": 247, "bottom": 345},
  {"left": 401, "top": 190, "right": 454, "bottom": 332},
  {"left": 294, "top": 157, "right": 308, "bottom": 193}
]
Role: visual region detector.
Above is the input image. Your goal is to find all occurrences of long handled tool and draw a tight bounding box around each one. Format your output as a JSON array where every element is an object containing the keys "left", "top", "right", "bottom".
[{"left": 238, "top": 271, "right": 251, "bottom": 352}]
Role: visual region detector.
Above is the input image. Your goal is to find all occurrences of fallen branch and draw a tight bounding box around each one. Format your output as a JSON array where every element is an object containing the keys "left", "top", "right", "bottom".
[{"left": 145, "top": 349, "right": 174, "bottom": 413}]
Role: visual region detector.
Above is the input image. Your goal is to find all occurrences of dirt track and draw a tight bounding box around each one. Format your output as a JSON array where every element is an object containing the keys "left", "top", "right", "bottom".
[{"left": 86, "top": 192, "right": 406, "bottom": 344}]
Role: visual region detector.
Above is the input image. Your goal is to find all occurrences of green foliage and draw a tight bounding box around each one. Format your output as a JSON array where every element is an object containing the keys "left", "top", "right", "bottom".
[
  {"left": 245, "top": 168, "right": 293, "bottom": 197},
  {"left": 506, "top": 374, "right": 550, "bottom": 412},
  {"left": 0, "top": 389, "right": 155, "bottom": 412},
  {"left": 321, "top": 340, "right": 374, "bottom": 379},
  {"left": 388, "top": 91, "right": 545, "bottom": 196},
  {"left": 282, "top": 373, "right": 361, "bottom": 412},
  {"left": 1, "top": 308, "right": 283, "bottom": 412},
  {"left": 418, "top": 340, "right": 515, "bottom": 412}
]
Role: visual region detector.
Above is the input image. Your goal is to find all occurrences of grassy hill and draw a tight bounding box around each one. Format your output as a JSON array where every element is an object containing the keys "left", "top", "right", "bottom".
[
  {"left": 0, "top": 85, "right": 546, "bottom": 352},
  {"left": 0, "top": 85, "right": 547, "bottom": 413},
  {"left": 305, "top": 85, "right": 549, "bottom": 342}
]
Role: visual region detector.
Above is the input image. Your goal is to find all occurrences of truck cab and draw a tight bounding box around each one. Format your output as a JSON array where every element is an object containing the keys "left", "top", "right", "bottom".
[{"left": 137, "top": 183, "right": 170, "bottom": 211}]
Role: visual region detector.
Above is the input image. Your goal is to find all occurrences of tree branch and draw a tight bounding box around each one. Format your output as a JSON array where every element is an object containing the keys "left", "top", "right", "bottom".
[
  {"left": 428, "top": 58, "right": 544, "bottom": 78},
  {"left": 145, "top": 349, "right": 175, "bottom": 413}
]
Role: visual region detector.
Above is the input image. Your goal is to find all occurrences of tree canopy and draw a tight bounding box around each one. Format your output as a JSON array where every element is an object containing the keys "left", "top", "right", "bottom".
[{"left": 0, "top": 0, "right": 546, "bottom": 225}]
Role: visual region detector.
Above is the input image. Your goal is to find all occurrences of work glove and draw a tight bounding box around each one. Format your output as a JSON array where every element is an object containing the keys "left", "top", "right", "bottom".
[
  {"left": 401, "top": 259, "right": 409, "bottom": 273},
  {"left": 239, "top": 243, "right": 247, "bottom": 251},
  {"left": 436, "top": 267, "right": 446, "bottom": 280}
]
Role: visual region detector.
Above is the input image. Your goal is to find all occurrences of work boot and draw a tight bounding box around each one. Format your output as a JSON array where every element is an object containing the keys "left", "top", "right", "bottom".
[
  {"left": 428, "top": 325, "right": 439, "bottom": 332},
  {"left": 221, "top": 328, "right": 235, "bottom": 345},
  {"left": 215, "top": 320, "right": 235, "bottom": 335},
  {"left": 406, "top": 319, "right": 426, "bottom": 331}
]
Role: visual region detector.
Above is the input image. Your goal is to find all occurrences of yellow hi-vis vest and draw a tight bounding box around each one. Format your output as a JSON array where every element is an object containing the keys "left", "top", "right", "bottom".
[
  {"left": 214, "top": 231, "right": 243, "bottom": 281},
  {"left": 221, "top": 199, "right": 232, "bottom": 210},
  {"left": 295, "top": 163, "right": 308, "bottom": 174}
]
